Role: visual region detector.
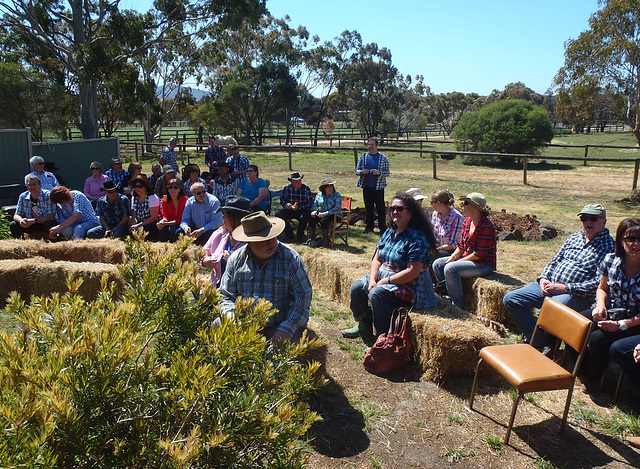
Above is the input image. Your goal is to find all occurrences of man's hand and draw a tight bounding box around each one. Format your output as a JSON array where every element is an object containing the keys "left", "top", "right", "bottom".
[
  {"left": 183, "top": 226, "right": 192, "bottom": 236},
  {"left": 49, "top": 225, "right": 61, "bottom": 238},
  {"left": 271, "top": 330, "right": 292, "bottom": 343},
  {"left": 634, "top": 344, "right": 640, "bottom": 363},
  {"left": 20, "top": 218, "right": 35, "bottom": 228},
  {"left": 597, "top": 320, "right": 619, "bottom": 332},
  {"left": 541, "top": 282, "right": 567, "bottom": 296},
  {"left": 190, "top": 228, "right": 203, "bottom": 238}
]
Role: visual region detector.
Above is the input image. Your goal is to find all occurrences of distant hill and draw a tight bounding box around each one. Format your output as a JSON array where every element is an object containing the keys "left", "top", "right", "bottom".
[{"left": 156, "top": 86, "right": 209, "bottom": 101}]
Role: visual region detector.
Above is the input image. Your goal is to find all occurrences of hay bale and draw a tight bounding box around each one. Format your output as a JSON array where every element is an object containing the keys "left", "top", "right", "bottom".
[
  {"left": 0, "top": 239, "right": 125, "bottom": 264},
  {"left": 410, "top": 302, "right": 501, "bottom": 382},
  {"left": 0, "top": 257, "right": 49, "bottom": 301},
  {"left": 301, "top": 248, "right": 370, "bottom": 307},
  {"left": 462, "top": 273, "right": 524, "bottom": 324}
]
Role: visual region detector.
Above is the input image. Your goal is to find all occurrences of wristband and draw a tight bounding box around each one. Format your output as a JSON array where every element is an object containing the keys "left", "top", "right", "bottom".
[{"left": 618, "top": 320, "right": 628, "bottom": 331}]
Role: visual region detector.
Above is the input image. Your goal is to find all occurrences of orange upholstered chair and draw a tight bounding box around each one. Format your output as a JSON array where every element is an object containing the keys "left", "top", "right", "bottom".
[{"left": 469, "top": 297, "right": 593, "bottom": 444}]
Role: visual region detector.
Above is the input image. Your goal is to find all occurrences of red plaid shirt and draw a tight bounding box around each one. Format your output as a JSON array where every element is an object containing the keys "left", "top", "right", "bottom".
[{"left": 457, "top": 217, "right": 496, "bottom": 270}]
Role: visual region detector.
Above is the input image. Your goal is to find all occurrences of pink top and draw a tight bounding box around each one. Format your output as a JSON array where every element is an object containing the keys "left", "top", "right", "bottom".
[
  {"left": 202, "top": 226, "right": 246, "bottom": 286},
  {"left": 84, "top": 174, "right": 110, "bottom": 200}
]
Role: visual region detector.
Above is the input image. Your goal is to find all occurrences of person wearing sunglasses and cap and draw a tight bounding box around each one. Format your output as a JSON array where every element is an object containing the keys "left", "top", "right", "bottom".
[
  {"left": 219, "top": 211, "right": 312, "bottom": 343},
  {"left": 503, "top": 203, "right": 615, "bottom": 352}
]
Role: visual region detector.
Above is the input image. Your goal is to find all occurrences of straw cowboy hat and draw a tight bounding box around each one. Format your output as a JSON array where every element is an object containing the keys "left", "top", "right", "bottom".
[
  {"left": 128, "top": 175, "right": 154, "bottom": 191},
  {"left": 460, "top": 192, "right": 490, "bottom": 213},
  {"left": 232, "top": 212, "right": 286, "bottom": 242},
  {"left": 318, "top": 179, "right": 336, "bottom": 191},
  {"left": 406, "top": 187, "right": 427, "bottom": 201}
]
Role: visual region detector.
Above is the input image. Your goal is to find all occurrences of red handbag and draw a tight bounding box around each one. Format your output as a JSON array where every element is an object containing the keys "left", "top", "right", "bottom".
[{"left": 363, "top": 307, "right": 412, "bottom": 374}]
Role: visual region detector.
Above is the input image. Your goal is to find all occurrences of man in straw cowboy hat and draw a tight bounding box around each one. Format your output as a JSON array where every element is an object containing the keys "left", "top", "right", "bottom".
[
  {"left": 219, "top": 211, "right": 312, "bottom": 342},
  {"left": 275, "top": 172, "right": 313, "bottom": 242}
]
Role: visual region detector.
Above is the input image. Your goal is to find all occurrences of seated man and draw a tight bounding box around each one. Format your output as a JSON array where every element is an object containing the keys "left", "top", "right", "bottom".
[
  {"left": 10, "top": 175, "right": 57, "bottom": 239},
  {"left": 178, "top": 182, "right": 223, "bottom": 245},
  {"left": 211, "top": 161, "right": 238, "bottom": 204},
  {"left": 104, "top": 156, "right": 129, "bottom": 193},
  {"left": 25, "top": 155, "right": 59, "bottom": 191},
  {"left": 87, "top": 180, "right": 132, "bottom": 239},
  {"left": 503, "top": 203, "right": 615, "bottom": 349},
  {"left": 219, "top": 211, "right": 312, "bottom": 342},
  {"left": 48, "top": 186, "right": 102, "bottom": 240},
  {"left": 275, "top": 172, "right": 313, "bottom": 243}
]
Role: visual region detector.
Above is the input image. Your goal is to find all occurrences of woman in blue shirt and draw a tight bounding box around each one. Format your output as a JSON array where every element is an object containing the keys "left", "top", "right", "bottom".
[{"left": 237, "top": 164, "right": 269, "bottom": 212}]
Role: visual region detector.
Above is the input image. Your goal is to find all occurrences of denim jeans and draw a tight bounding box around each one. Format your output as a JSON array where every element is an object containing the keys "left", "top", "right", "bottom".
[
  {"left": 432, "top": 256, "right": 492, "bottom": 308},
  {"left": 503, "top": 281, "right": 592, "bottom": 348},
  {"left": 610, "top": 335, "right": 640, "bottom": 389},
  {"left": 350, "top": 276, "right": 410, "bottom": 335},
  {"left": 60, "top": 220, "right": 101, "bottom": 240}
]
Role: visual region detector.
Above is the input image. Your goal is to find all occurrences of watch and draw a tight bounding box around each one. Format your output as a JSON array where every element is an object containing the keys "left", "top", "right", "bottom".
[{"left": 618, "top": 320, "right": 628, "bottom": 331}]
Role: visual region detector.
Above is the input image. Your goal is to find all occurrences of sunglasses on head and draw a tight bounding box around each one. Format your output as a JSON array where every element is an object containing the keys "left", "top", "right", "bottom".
[
  {"left": 389, "top": 205, "right": 405, "bottom": 213},
  {"left": 579, "top": 215, "right": 599, "bottom": 222},
  {"left": 193, "top": 190, "right": 206, "bottom": 196},
  {"left": 624, "top": 236, "right": 640, "bottom": 243}
]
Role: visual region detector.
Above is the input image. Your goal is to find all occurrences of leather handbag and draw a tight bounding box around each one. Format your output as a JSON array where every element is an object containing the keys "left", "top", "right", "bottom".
[{"left": 363, "top": 307, "right": 412, "bottom": 374}]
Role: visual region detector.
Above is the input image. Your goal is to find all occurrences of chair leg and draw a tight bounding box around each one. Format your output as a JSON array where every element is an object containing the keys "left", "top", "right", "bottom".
[
  {"left": 469, "top": 358, "right": 483, "bottom": 409},
  {"left": 599, "top": 360, "right": 609, "bottom": 392},
  {"left": 505, "top": 392, "right": 522, "bottom": 445},
  {"left": 560, "top": 384, "right": 574, "bottom": 435},
  {"left": 615, "top": 371, "right": 624, "bottom": 401}
]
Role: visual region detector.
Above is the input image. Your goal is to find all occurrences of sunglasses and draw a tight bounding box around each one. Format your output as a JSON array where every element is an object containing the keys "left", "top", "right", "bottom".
[
  {"left": 462, "top": 201, "right": 471, "bottom": 206},
  {"left": 193, "top": 191, "right": 206, "bottom": 196},
  {"left": 389, "top": 206, "right": 405, "bottom": 213},
  {"left": 579, "top": 215, "right": 599, "bottom": 223},
  {"left": 134, "top": 184, "right": 144, "bottom": 189},
  {"left": 168, "top": 185, "right": 180, "bottom": 190},
  {"left": 35, "top": 162, "right": 44, "bottom": 165},
  {"left": 246, "top": 169, "right": 255, "bottom": 172},
  {"left": 624, "top": 236, "right": 640, "bottom": 243},
  {"left": 91, "top": 168, "right": 100, "bottom": 171}
]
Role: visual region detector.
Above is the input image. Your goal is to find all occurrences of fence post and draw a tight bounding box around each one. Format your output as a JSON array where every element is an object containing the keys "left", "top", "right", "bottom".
[
  {"left": 432, "top": 152, "right": 437, "bottom": 179},
  {"left": 288, "top": 145, "right": 292, "bottom": 171},
  {"left": 353, "top": 148, "right": 358, "bottom": 168},
  {"left": 419, "top": 141, "right": 423, "bottom": 159},
  {"left": 634, "top": 159, "right": 640, "bottom": 191},
  {"left": 583, "top": 145, "right": 589, "bottom": 166},
  {"left": 523, "top": 156, "right": 528, "bottom": 185},
  {"left": 135, "top": 142, "right": 139, "bottom": 160}
]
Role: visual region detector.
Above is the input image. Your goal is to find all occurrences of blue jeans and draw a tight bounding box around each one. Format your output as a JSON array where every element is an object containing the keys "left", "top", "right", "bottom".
[
  {"left": 503, "top": 281, "right": 592, "bottom": 348},
  {"left": 350, "top": 277, "right": 410, "bottom": 335},
  {"left": 432, "top": 256, "right": 492, "bottom": 308},
  {"left": 60, "top": 220, "right": 101, "bottom": 240},
  {"left": 610, "top": 334, "right": 640, "bottom": 390}
]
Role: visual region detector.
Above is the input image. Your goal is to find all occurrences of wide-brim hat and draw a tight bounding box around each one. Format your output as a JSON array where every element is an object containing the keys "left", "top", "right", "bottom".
[
  {"left": 288, "top": 172, "right": 303, "bottom": 181},
  {"left": 232, "top": 212, "right": 285, "bottom": 242},
  {"left": 406, "top": 187, "right": 427, "bottom": 201},
  {"left": 100, "top": 180, "right": 119, "bottom": 192},
  {"left": 183, "top": 163, "right": 200, "bottom": 175},
  {"left": 129, "top": 175, "right": 153, "bottom": 191},
  {"left": 44, "top": 161, "right": 59, "bottom": 172},
  {"left": 110, "top": 156, "right": 123, "bottom": 165},
  {"left": 577, "top": 203, "right": 606, "bottom": 218},
  {"left": 217, "top": 161, "right": 231, "bottom": 170},
  {"left": 221, "top": 195, "right": 251, "bottom": 215},
  {"left": 319, "top": 179, "right": 336, "bottom": 190},
  {"left": 460, "top": 192, "right": 490, "bottom": 213}
]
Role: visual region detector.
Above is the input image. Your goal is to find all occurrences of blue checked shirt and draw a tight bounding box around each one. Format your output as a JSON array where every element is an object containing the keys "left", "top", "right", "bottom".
[
  {"left": 220, "top": 243, "right": 312, "bottom": 338},
  {"left": 280, "top": 183, "right": 313, "bottom": 210},
  {"left": 16, "top": 189, "right": 55, "bottom": 219},
  {"left": 226, "top": 155, "right": 250, "bottom": 182},
  {"left": 96, "top": 193, "right": 132, "bottom": 228},
  {"left": 312, "top": 190, "right": 342, "bottom": 215},
  {"left": 25, "top": 171, "right": 59, "bottom": 192},
  {"left": 205, "top": 145, "right": 227, "bottom": 169},
  {"left": 105, "top": 168, "right": 129, "bottom": 188},
  {"left": 356, "top": 152, "right": 390, "bottom": 190},
  {"left": 55, "top": 190, "right": 99, "bottom": 225},
  {"left": 599, "top": 253, "right": 640, "bottom": 313},
  {"left": 540, "top": 229, "right": 615, "bottom": 298},
  {"left": 162, "top": 146, "right": 179, "bottom": 174}
]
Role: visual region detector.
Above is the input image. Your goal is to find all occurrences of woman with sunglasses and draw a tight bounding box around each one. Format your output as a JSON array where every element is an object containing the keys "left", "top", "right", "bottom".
[
  {"left": 84, "top": 161, "right": 110, "bottom": 206},
  {"left": 430, "top": 189, "right": 463, "bottom": 259},
  {"left": 201, "top": 196, "right": 251, "bottom": 286},
  {"left": 121, "top": 161, "right": 143, "bottom": 196},
  {"left": 579, "top": 218, "right": 640, "bottom": 393},
  {"left": 157, "top": 178, "right": 188, "bottom": 242},
  {"left": 128, "top": 175, "right": 159, "bottom": 237},
  {"left": 343, "top": 193, "right": 437, "bottom": 341},
  {"left": 432, "top": 192, "right": 496, "bottom": 309}
]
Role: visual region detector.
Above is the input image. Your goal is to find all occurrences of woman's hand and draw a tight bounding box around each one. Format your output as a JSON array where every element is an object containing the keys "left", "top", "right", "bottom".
[
  {"left": 311, "top": 210, "right": 318, "bottom": 217},
  {"left": 597, "top": 320, "right": 620, "bottom": 332},
  {"left": 368, "top": 277, "right": 377, "bottom": 291}
]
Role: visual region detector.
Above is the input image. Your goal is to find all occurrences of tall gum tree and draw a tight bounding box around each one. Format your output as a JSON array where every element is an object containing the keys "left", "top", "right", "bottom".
[
  {"left": 0, "top": 0, "right": 267, "bottom": 139},
  {"left": 554, "top": 0, "right": 640, "bottom": 145}
]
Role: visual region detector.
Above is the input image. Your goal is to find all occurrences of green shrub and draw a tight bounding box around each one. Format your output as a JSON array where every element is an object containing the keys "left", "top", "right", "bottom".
[{"left": 0, "top": 237, "right": 324, "bottom": 468}]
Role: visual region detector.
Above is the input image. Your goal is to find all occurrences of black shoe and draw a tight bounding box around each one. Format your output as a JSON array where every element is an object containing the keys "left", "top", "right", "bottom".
[{"left": 363, "top": 228, "right": 373, "bottom": 234}]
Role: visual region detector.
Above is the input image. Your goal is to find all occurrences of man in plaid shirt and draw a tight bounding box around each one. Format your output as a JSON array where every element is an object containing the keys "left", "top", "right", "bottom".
[
  {"left": 356, "top": 137, "right": 390, "bottom": 234},
  {"left": 504, "top": 203, "right": 615, "bottom": 349},
  {"left": 10, "top": 175, "right": 57, "bottom": 238},
  {"left": 220, "top": 212, "right": 312, "bottom": 342},
  {"left": 204, "top": 135, "right": 227, "bottom": 174},
  {"left": 275, "top": 172, "right": 313, "bottom": 242}
]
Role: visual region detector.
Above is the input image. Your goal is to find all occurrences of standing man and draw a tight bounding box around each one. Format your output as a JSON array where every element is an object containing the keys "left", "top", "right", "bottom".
[
  {"left": 356, "top": 137, "right": 389, "bottom": 234},
  {"left": 275, "top": 172, "right": 313, "bottom": 243},
  {"left": 178, "top": 182, "right": 223, "bottom": 245},
  {"left": 87, "top": 181, "right": 131, "bottom": 239},
  {"left": 10, "top": 175, "right": 57, "bottom": 238},
  {"left": 210, "top": 161, "right": 238, "bottom": 204},
  {"left": 105, "top": 156, "right": 129, "bottom": 193},
  {"left": 226, "top": 145, "right": 250, "bottom": 183},
  {"left": 160, "top": 137, "right": 180, "bottom": 175},
  {"left": 25, "top": 156, "right": 60, "bottom": 191},
  {"left": 205, "top": 135, "right": 228, "bottom": 174},
  {"left": 503, "top": 203, "right": 615, "bottom": 349},
  {"left": 220, "top": 212, "right": 312, "bottom": 342}
]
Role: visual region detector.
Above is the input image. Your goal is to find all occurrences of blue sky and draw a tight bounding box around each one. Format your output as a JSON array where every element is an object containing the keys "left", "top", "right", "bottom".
[{"left": 123, "top": 0, "right": 600, "bottom": 96}]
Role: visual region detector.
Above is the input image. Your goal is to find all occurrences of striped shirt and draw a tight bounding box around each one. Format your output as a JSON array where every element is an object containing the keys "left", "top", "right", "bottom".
[
  {"left": 226, "top": 155, "right": 250, "bottom": 182},
  {"left": 105, "top": 168, "right": 129, "bottom": 188}
]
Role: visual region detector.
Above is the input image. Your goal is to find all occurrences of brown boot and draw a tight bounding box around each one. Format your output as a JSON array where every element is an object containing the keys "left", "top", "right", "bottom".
[{"left": 321, "top": 229, "right": 330, "bottom": 248}]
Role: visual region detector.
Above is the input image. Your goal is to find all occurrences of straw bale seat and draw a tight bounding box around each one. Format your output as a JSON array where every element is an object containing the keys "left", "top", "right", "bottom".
[{"left": 462, "top": 273, "right": 525, "bottom": 324}]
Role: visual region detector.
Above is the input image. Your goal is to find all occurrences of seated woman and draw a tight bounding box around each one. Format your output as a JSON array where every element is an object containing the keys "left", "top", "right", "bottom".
[
  {"left": 201, "top": 196, "right": 251, "bottom": 286},
  {"left": 128, "top": 175, "right": 159, "bottom": 238},
  {"left": 157, "top": 178, "right": 188, "bottom": 242},
  {"left": 84, "top": 161, "right": 110, "bottom": 206},
  {"left": 580, "top": 218, "right": 640, "bottom": 393},
  {"left": 342, "top": 193, "right": 437, "bottom": 341},
  {"left": 307, "top": 179, "right": 342, "bottom": 248},
  {"left": 237, "top": 164, "right": 269, "bottom": 213},
  {"left": 49, "top": 185, "right": 102, "bottom": 240},
  {"left": 432, "top": 192, "right": 496, "bottom": 308},
  {"left": 430, "top": 189, "right": 463, "bottom": 258},
  {"left": 122, "top": 161, "right": 143, "bottom": 196},
  {"left": 183, "top": 163, "right": 205, "bottom": 197}
]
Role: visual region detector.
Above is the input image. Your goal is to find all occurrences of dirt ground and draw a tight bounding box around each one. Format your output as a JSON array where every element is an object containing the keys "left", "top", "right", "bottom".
[{"left": 304, "top": 292, "right": 640, "bottom": 469}]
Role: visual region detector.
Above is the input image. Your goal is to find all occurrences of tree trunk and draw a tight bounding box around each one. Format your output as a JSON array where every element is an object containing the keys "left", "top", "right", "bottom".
[{"left": 78, "top": 80, "right": 99, "bottom": 139}]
